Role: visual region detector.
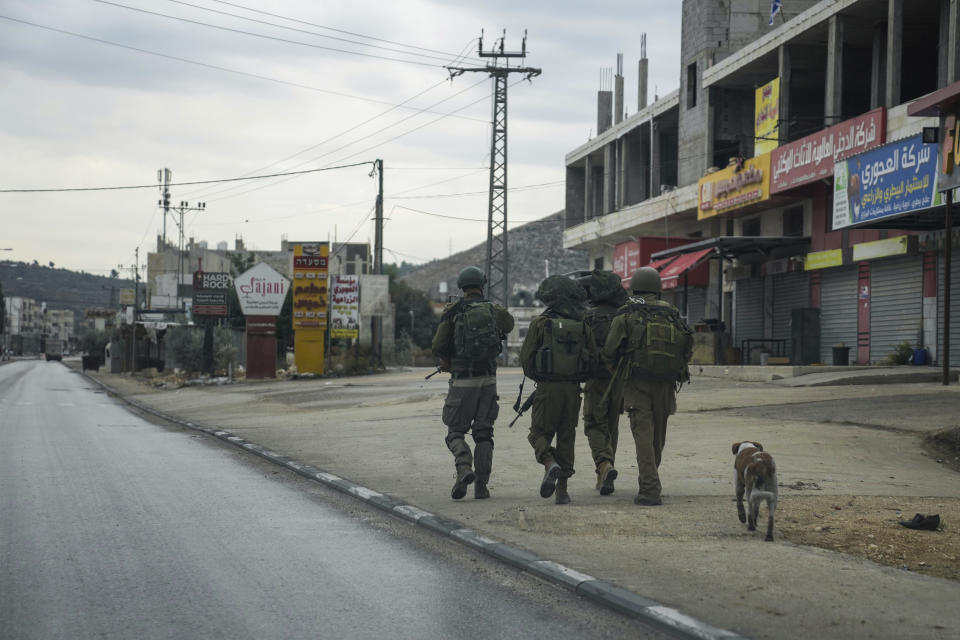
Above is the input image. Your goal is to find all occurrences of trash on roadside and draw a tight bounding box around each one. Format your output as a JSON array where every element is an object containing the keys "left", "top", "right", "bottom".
[{"left": 898, "top": 513, "right": 941, "bottom": 530}]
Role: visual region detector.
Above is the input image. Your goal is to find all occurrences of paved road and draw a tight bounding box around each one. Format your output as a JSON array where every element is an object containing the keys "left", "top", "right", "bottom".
[
  {"left": 0, "top": 361, "right": 669, "bottom": 639},
  {"left": 90, "top": 364, "right": 960, "bottom": 640}
]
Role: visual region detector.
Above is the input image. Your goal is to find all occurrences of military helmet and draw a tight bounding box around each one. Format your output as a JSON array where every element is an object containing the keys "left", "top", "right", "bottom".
[
  {"left": 535, "top": 274, "right": 587, "bottom": 307},
  {"left": 582, "top": 269, "right": 627, "bottom": 305},
  {"left": 456, "top": 266, "right": 486, "bottom": 290},
  {"left": 629, "top": 266, "right": 663, "bottom": 294}
]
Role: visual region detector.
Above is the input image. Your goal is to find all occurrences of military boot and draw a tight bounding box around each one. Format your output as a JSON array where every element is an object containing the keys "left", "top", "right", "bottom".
[
  {"left": 451, "top": 464, "right": 476, "bottom": 500},
  {"left": 473, "top": 441, "right": 493, "bottom": 499},
  {"left": 598, "top": 461, "right": 618, "bottom": 496},
  {"left": 539, "top": 456, "right": 561, "bottom": 498},
  {"left": 554, "top": 477, "right": 570, "bottom": 504}
]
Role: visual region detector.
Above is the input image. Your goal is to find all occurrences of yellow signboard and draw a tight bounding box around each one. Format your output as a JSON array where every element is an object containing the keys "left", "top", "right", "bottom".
[
  {"left": 803, "top": 249, "right": 843, "bottom": 271},
  {"left": 697, "top": 153, "right": 772, "bottom": 220},
  {"left": 292, "top": 242, "right": 329, "bottom": 375},
  {"left": 292, "top": 243, "right": 329, "bottom": 330},
  {"left": 755, "top": 77, "right": 780, "bottom": 156},
  {"left": 851, "top": 236, "right": 909, "bottom": 262}
]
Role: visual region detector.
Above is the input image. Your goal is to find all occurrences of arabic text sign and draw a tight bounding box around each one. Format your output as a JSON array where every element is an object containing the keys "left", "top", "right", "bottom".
[
  {"left": 832, "top": 134, "right": 938, "bottom": 230},
  {"left": 754, "top": 78, "right": 780, "bottom": 156},
  {"left": 330, "top": 275, "right": 359, "bottom": 339},
  {"left": 698, "top": 153, "right": 771, "bottom": 220},
  {"left": 612, "top": 241, "right": 641, "bottom": 280},
  {"left": 771, "top": 108, "right": 885, "bottom": 193},
  {"left": 292, "top": 242, "right": 329, "bottom": 330},
  {"left": 234, "top": 262, "right": 289, "bottom": 316}
]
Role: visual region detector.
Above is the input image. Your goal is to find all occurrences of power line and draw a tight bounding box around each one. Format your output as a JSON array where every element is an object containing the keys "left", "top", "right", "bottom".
[
  {"left": 154, "top": 0, "right": 482, "bottom": 65},
  {"left": 0, "top": 15, "right": 480, "bottom": 119},
  {"left": 90, "top": 0, "right": 447, "bottom": 67},
  {"left": 0, "top": 162, "right": 373, "bottom": 193},
  {"left": 196, "top": 77, "right": 488, "bottom": 202},
  {"left": 203, "top": 78, "right": 491, "bottom": 203},
  {"left": 389, "top": 180, "right": 563, "bottom": 200},
  {"left": 202, "top": 0, "right": 482, "bottom": 62},
  {"left": 394, "top": 205, "right": 562, "bottom": 224}
]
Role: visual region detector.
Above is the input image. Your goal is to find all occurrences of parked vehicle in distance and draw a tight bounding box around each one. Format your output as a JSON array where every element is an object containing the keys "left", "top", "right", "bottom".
[{"left": 45, "top": 339, "right": 63, "bottom": 362}]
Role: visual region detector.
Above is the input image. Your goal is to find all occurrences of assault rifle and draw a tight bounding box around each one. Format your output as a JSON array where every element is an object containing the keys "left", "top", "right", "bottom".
[
  {"left": 508, "top": 391, "right": 535, "bottom": 428},
  {"left": 424, "top": 367, "right": 443, "bottom": 380},
  {"left": 508, "top": 378, "right": 535, "bottom": 428}
]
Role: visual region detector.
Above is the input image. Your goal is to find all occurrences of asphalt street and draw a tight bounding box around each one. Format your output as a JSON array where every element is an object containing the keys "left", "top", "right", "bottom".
[
  {"left": 76, "top": 362, "right": 960, "bottom": 640},
  {"left": 0, "top": 360, "right": 670, "bottom": 640}
]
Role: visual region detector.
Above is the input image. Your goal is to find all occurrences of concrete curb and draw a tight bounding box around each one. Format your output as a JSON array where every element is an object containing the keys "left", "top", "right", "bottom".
[{"left": 84, "top": 372, "right": 748, "bottom": 640}]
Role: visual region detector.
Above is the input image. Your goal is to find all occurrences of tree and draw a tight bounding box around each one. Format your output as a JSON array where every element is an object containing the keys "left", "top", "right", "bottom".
[
  {"left": 385, "top": 264, "right": 437, "bottom": 349},
  {"left": 110, "top": 268, "right": 119, "bottom": 279},
  {"left": 48, "top": 261, "right": 55, "bottom": 268}
]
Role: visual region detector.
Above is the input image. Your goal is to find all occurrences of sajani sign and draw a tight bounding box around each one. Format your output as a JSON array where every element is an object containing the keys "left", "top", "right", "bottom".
[{"left": 234, "top": 262, "right": 289, "bottom": 316}]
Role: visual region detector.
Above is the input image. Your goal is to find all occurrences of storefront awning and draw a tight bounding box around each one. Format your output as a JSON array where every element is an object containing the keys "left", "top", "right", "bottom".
[
  {"left": 651, "top": 236, "right": 809, "bottom": 261},
  {"left": 646, "top": 255, "right": 678, "bottom": 270},
  {"left": 659, "top": 248, "right": 714, "bottom": 290}
]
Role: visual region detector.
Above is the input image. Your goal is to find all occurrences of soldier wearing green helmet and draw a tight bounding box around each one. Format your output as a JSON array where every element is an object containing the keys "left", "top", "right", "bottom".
[
  {"left": 431, "top": 266, "right": 514, "bottom": 500},
  {"left": 602, "top": 266, "right": 693, "bottom": 506}
]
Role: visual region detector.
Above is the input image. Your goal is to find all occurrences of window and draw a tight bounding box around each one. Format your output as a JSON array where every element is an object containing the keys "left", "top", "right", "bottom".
[
  {"left": 594, "top": 257, "right": 604, "bottom": 270},
  {"left": 742, "top": 217, "right": 761, "bottom": 237},
  {"left": 782, "top": 205, "right": 804, "bottom": 237},
  {"left": 686, "top": 62, "right": 697, "bottom": 109}
]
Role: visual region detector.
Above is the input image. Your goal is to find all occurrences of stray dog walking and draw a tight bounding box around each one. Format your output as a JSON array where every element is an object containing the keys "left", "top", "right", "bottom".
[{"left": 732, "top": 441, "right": 778, "bottom": 541}]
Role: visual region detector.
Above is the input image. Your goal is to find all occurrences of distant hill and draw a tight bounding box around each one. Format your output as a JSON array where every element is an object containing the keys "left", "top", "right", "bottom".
[
  {"left": 0, "top": 260, "right": 134, "bottom": 323},
  {"left": 399, "top": 211, "right": 588, "bottom": 304}
]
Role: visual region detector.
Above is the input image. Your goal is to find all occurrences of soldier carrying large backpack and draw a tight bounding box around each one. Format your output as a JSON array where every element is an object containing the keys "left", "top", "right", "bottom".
[
  {"left": 519, "top": 275, "right": 598, "bottom": 505},
  {"left": 601, "top": 267, "right": 693, "bottom": 506},
  {"left": 578, "top": 270, "right": 629, "bottom": 496},
  {"left": 431, "top": 266, "right": 515, "bottom": 500}
]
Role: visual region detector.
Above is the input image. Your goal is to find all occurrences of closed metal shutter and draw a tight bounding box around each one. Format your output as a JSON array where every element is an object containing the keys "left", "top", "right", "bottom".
[
  {"left": 871, "top": 255, "right": 922, "bottom": 364},
  {"left": 820, "top": 266, "right": 858, "bottom": 365},
  {"left": 937, "top": 253, "right": 960, "bottom": 365},
  {"left": 686, "top": 287, "right": 707, "bottom": 325},
  {"left": 771, "top": 272, "right": 809, "bottom": 359},
  {"left": 735, "top": 277, "right": 764, "bottom": 351}
]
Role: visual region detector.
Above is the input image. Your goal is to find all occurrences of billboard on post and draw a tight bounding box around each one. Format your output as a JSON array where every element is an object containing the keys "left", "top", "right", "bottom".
[
  {"left": 292, "top": 243, "right": 329, "bottom": 330},
  {"left": 234, "top": 263, "right": 289, "bottom": 316},
  {"left": 330, "top": 275, "right": 359, "bottom": 339}
]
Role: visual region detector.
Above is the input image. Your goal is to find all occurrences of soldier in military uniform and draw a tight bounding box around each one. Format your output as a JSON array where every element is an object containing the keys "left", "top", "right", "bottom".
[
  {"left": 432, "top": 266, "right": 515, "bottom": 500},
  {"left": 579, "top": 270, "right": 628, "bottom": 496},
  {"left": 602, "top": 267, "right": 691, "bottom": 506},
  {"left": 519, "top": 275, "right": 598, "bottom": 504}
]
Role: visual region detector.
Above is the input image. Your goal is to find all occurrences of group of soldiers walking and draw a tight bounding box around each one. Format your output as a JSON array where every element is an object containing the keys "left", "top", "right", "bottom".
[{"left": 431, "top": 265, "right": 693, "bottom": 506}]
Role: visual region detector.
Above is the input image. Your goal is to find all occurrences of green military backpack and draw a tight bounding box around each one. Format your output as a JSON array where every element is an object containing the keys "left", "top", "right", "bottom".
[
  {"left": 618, "top": 298, "right": 693, "bottom": 382},
  {"left": 583, "top": 307, "right": 616, "bottom": 350},
  {"left": 531, "top": 313, "right": 593, "bottom": 382},
  {"left": 450, "top": 300, "right": 502, "bottom": 375}
]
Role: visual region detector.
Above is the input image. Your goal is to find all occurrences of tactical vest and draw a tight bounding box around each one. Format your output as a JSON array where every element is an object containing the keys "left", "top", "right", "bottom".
[
  {"left": 530, "top": 314, "right": 593, "bottom": 382},
  {"left": 583, "top": 305, "right": 617, "bottom": 350},
  {"left": 450, "top": 300, "right": 502, "bottom": 376},
  {"left": 617, "top": 298, "right": 693, "bottom": 382}
]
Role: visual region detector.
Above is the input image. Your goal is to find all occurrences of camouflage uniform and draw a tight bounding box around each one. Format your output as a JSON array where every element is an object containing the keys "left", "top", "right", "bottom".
[
  {"left": 432, "top": 291, "right": 514, "bottom": 497},
  {"left": 602, "top": 293, "right": 685, "bottom": 504},
  {"left": 581, "top": 298, "right": 625, "bottom": 481},
  {"left": 520, "top": 312, "right": 598, "bottom": 480}
]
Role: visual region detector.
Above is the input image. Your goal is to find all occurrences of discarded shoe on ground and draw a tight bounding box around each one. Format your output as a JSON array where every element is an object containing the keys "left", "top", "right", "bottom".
[{"left": 899, "top": 513, "right": 941, "bottom": 531}]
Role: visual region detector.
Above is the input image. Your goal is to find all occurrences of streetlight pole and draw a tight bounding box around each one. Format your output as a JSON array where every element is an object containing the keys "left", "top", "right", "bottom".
[{"left": 170, "top": 201, "right": 206, "bottom": 312}]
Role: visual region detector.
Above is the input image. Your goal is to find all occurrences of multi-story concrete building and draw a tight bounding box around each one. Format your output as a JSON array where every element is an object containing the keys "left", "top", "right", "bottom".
[{"left": 564, "top": 0, "right": 960, "bottom": 366}]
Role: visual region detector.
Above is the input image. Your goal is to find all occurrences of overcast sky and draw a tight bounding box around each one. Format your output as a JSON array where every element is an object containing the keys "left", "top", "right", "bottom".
[{"left": 0, "top": 0, "right": 682, "bottom": 276}]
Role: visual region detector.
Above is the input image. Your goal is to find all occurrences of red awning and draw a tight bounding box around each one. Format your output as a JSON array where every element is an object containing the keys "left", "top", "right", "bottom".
[
  {"left": 659, "top": 248, "right": 714, "bottom": 290},
  {"left": 646, "top": 255, "right": 678, "bottom": 270}
]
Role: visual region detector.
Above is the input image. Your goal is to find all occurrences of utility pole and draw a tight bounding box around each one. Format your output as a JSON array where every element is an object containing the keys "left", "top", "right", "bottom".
[
  {"left": 157, "top": 168, "right": 172, "bottom": 249},
  {"left": 446, "top": 30, "right": 541, "bottom": 307},
  {"left": 170, "top": 200, "right": 206, "bottom": 312},
  {"left": 372, "top": 159, "right": 384, "bottom": 367}
]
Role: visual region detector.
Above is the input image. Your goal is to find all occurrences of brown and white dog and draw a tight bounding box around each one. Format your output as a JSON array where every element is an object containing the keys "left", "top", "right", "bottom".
[{"left": 732, "top": 441, "right": 778, "bottom": 541}]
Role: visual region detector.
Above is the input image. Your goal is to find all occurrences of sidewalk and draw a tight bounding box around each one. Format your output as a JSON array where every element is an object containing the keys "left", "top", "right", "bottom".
[{"left": 84, "top": 364, "right": 960, "bottom": 640}]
